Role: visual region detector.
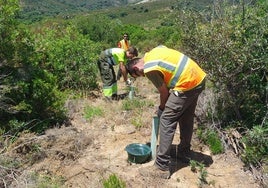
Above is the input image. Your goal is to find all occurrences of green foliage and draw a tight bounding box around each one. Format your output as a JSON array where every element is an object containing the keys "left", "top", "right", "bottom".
[
  {"left": 103, "top": 173, "right": 126, "bottom": 188},
  {"left": 206, "top": 131, "right": 224, "bottom": 154},
  {"left": 189, "top": 160, "right": 209, "bottom": 186},
  {"left": 18, "top": 0, "right": 144, "bottom": 23},
  {"left": 28, "top": 172, "right": 65, "bottom": 188},
  {"left": 122, "top": 98, "right": 153, "bottom": 111},
  {"left": 117, "top": 24, "right": 148, "bottom": 48},
  {"left": 197, "top": 128, "right": 224, "bottom": 154},
  {"left": 35, "top": 24, "right": 101, "bottom": 91},
  {"left": 1, "top": 0, "right": 267, "bottom": 173},
  {"left": 130, "top": 116, "right": 143, "bottom": 129},
  {"left": 0, "top": 0, "right": 20, "bottom": 62},
  {"left": 179, "top": 1, "right": 267, "bottom": 129},
  {"left": 84, "top": 106, "right": 103, "bottom": 122},
  {"left": 1, "top": 64, "right": 67, "bottom": 133},
  {"left": 241, "top": 124, "right": 268, "bottom": 166},
  {"left": 73, "top": 15, "right": 121, "bottom": 47},
  {"left": 0, "top": 0, "right": 67, "bottom": 134},
  {"left": 181, "top": 1, "right": 267, "bottom": 168}
]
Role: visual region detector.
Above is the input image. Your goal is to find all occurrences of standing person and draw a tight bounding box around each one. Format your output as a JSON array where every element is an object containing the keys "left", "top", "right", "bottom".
[
  {"left": 97, "top": 46, "right": 138, "bottom": 101},
  {"left": 117, "top": 33, "right": 131, "bottom": 80},
  {"left": 126, "top": 45, "right": 206, "bottom": 179},
  {"left": 117, "top": 33, "right": 130, "bottom": 51}
]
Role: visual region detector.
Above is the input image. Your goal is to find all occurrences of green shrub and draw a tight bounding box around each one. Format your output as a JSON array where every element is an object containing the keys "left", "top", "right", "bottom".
[
  {"left": 197, "top": 128, "right": 224, "bottom": 155},
  {"left": 84, "top": 106, "right": 103, "bottom": 122},
  {"left": 0, "top": 0, "right": 67, "bottom": 134},
  {"left": 130, "top": 116, "right": 143, "bottom": 129},
  {"left": 122, "top": 98, "right": 154, "bottom": 111},
  {"left": 122, "top": 98, "right": 143, "bottom": 111},
  {"left": 35, "top": 25, "right": 101, "bottom": 91},
  {"left": 241, "top": 124, "right": 268, "bottom": 166},
  {"left": 29, "top": 172, "right": 65, "bottom": 188},
  {"left": 189, "top": 160, "right": 209, "bottom": 186},
  {"left": 180, "top": 2, "right": 267, "bottom": 129},
  {"left": 103, "top": 174, "right": 126, "bottom": 188}
]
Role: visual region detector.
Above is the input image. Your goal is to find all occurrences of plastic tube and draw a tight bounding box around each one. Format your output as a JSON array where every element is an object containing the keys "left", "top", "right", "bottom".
[
  {"left": 128, "top": 86, "right": 134, "bottom": 99},
  {"left": 150, "top": 116, "right": 159, "bottom": 159}
]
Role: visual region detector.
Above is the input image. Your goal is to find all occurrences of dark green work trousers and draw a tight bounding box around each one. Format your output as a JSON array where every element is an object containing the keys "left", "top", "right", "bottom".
[
  {"left": 97, "top": 59, "right": 116, "bottom": 86},
  {"left": 155, "top": 80, "right": 205, "bottom": 171},
  {"left": 97, "top": 57, "right": 117, "bottom": 97}
]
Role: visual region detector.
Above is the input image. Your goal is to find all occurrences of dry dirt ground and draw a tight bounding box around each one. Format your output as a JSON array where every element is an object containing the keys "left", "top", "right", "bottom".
[{"left": 5, "top": 77, "right": 262, "bottom": 188}]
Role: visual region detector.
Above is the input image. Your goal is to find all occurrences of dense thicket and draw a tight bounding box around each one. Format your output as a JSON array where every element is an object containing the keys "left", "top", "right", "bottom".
[
  {"left": 178, "top": 0, "right": 267, "bottom": 167},
  {"left": 0, "top": 0, "right": 67, "bottom": 134},
  {"left": 0, "top": 0, "right": 267, "bottom": 176}
]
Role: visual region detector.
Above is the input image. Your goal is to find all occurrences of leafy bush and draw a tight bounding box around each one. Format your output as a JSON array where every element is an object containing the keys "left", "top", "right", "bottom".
[
  {"left": 180, "top": 2, "right": 267, "bottom": 129},
  {"left": 0, "top": 0, "right": 67, "bottom": 134},
  {"left": 197, "top": 128, "right": 224, "bottom": 155},
  {"left": 178, "top": 0, "right": 267, "bottom": 169},
  {"left": 241, "top": 124, "right": 268, "bottom": 166},
  {"left": 35, "top": 24, "right": 101, "bottom": 91},
  {"left": 0, "top": 0, "right": 20, "bottom": 63},
  {"left": 73, "top": 15, "right": 121, "bottom": 47}
]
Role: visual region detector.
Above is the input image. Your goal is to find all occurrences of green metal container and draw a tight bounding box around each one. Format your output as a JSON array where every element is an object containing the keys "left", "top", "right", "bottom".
[{"left": 125, "top": 143, "right": 151, "bottom": 164}]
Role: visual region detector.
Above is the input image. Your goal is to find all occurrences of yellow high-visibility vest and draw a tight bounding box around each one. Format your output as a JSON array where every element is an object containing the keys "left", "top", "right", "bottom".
[
  {"left": 103, "top": 48, "right": 127, "bottom": 65},
  {"left": 144, "top": 46, "right": 206, "bottom": 91},
  {"left": 118, "top": 39, "right": 130, "bottom": 51}
]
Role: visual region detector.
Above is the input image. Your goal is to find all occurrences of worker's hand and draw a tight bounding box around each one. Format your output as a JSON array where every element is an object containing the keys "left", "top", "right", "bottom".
[
  {"left": 157, "top": 107, "right": 163, "bottom": 118},
  {"left": 126, "top": 78, "right": 132, "bottom": 86}
]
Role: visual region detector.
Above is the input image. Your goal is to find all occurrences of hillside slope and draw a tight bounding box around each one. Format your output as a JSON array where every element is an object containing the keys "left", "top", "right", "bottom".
[
  {"left": 18, "top": 0, "right": 213, "bottom": 23},
  {"left": 18, "top": 0, "right": 157, "bottom": 19},
  {"left": 4, "top": 77, "right": 261, "bottom": 187}
]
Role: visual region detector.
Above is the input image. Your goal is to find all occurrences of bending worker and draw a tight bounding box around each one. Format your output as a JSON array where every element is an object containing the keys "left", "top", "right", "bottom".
[
  {"left": 97, "top": 46, "right": 138, "bottom": 100},
  {"left": 126, "top": 45, "right": 206, "bottom": 179}
]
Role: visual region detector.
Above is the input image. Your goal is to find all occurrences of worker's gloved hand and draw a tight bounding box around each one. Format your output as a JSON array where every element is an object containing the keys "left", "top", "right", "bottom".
[
  {"left": 126, "top": 78, "right": 132, "bottom": 86},
  {"left": 157, "top": 107, "right": 163, "bottom": 118}
]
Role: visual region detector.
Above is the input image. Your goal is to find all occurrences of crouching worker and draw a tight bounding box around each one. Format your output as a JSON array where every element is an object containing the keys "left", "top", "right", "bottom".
[
  {"left": 126, "top": 45, "right": 206, "bottom": 179},
  {"left": 97, "top": 46, "right": 138, "bottom": 101}
]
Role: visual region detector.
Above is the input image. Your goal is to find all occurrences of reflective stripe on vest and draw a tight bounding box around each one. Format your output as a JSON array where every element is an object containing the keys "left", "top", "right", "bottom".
[
  {"left": 170, "top": 55, "right": 188, "bottom": 88},
  {"left": 144, "top": 54, "right": 189, "bottom": 88},
  {"left": 103, "top": 82, "right": 117, "bottom": 97}
]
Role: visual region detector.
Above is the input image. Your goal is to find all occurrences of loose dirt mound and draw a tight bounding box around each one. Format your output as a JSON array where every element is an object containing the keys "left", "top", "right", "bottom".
[{"left": 4, "top": 77, "right": 261, "bottom": 188}]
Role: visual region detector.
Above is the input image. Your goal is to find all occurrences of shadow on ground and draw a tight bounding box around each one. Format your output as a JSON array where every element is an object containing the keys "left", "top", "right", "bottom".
[
  {"left": 169, "top": 144, "right": 213, "bottom": 175},
  {"left": 144, "top": 143, "right": 213, "bottom": 175}
]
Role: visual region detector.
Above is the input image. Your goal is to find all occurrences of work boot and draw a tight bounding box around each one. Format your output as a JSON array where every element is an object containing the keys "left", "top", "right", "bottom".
[
  {"left": 177, "top": 145, "right": 191, "bottom": 164},
  {"left": 139, "top": 165, "right": 170, "bottom": 179},
  {"left": 111, "top": 94, "right": 118, "bottom": 100}
]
